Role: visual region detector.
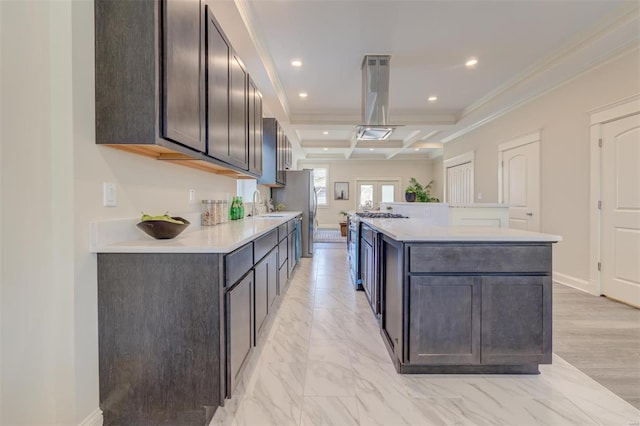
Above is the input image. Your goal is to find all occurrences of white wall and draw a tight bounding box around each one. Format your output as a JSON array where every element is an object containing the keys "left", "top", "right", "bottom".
[
  {"left": 442, "top": 47, "right": 640, "bottom": 290},
  {"left": 298, "top": 159, "right": 439, "bottom": 228},
  {"left": 1, "top": 1, "right": 244, "bottom": 423},
  {"left": 0, "top": 1, "right": 4, "bottom": 422}
]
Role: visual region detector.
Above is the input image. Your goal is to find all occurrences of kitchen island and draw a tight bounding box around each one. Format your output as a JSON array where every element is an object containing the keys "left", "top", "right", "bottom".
[
  {"left": 91, "top": 212, "right": 302, "bottom": 425},
  {"left": 357, "top": 217, "right": 561, "bottom": 374}
]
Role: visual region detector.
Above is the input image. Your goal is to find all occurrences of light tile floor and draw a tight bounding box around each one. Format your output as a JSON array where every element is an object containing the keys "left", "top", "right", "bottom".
[{"left": 211, "top": 244, "right": 640, "bottom": 426}]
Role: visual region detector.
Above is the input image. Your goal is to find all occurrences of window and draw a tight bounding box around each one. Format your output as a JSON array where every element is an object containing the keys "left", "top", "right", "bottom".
[
  {"left": 313, "top": 167, "right": 328, "bottom": 206},
  {"left": 237, "top": 179, "right": 257, "bottom": 201}
]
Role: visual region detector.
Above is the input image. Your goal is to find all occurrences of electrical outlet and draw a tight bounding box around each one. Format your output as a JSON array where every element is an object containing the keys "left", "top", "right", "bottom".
[
  {"left": 103, "top": 182, "right": 117, "bottom": 207},
  {"left": 477, "top": 192, "right": 483, "bottom": 200},
  {"left": 189, "top": 189, "right": 196, "bottom": 203}
]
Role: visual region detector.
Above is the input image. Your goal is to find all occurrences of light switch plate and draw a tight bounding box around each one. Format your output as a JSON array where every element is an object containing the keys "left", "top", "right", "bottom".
[
  {"left": 189, "top": 189, "right": 196, "bottom": 203},
  {"left": 103, "top": 182, "right": 117, "bottom": 207}
]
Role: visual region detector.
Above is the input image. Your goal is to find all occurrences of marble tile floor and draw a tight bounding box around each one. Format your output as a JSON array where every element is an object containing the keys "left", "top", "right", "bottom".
[{"left": 211, "top": 244, "right": 640, "bottom": 426}]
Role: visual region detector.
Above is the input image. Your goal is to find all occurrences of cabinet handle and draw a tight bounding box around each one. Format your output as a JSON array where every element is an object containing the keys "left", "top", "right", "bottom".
[{"left": 526, "top": 212, "right": 533, "bottom": 216}]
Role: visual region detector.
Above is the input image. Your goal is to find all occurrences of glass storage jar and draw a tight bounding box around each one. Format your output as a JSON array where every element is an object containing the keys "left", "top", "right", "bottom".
[
  {"left": 220, "top": 200, "right": 229, "bottom": 223},
  {"left": 201, "top": 200, "right": 218, "bottom": 226}
]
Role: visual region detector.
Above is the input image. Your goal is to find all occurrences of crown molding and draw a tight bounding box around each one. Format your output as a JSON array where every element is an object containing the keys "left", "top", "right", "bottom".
[
  {"left": 442, "top": 43, "right": 639, "bottom": 144},
  {"left": 234, "top": 0, "right": 290, "bottom": 118},
  {"left": 462, "top": 3, "right": 640, "bottom": 119}
]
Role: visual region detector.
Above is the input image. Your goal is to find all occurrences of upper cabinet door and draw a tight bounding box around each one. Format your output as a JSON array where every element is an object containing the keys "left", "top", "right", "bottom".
[
  {"left": 248, "top": 78, "right": 263, "bottom": 176},
  {"left": 206, "top": 7, "right": 229, "bottom": 161},
  {"left": 163, "top": 0, "right": 206, "bottom": 152},
  {"left": 229, "top": 53, "right": 249, "bottom": 169}
]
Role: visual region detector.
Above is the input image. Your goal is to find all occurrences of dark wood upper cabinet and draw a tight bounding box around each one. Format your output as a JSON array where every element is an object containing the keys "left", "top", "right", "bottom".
[
  {"left": 206, "top": 7, "right": 230, "bottom": 161},
  {"left": 276, "top": 125, "right": 288, "bottom": 185},
  {"left": 228, "top": 53, "right": 249, "bottom": 170},
  {"left": 95, "top": 0, "right": 263, "bottom": 179},
  {"left": 258, "top": 118, "right": 278, "bottom": 186},
  {"left": 163, "top": 0, "right": 206, "bottom": 152},
  {"left": 248, "top": 78, "right": 263, "bottom": 176}
]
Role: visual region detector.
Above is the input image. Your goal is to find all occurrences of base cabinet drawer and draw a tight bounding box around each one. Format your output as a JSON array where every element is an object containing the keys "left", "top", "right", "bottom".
[
  {"left": 408, "top": 243, "right": 551, "bottom": 274},
  {"left": 225, "top": 243, "right": 254, "bottom": 286},
  {"left": 254, "top": 229, "right": 277, "bottom": 262}
]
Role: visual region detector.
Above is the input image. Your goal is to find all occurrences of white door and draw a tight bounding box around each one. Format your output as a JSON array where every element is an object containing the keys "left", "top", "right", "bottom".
[
  {"left": 357, "top": 180, "right": 399, "bottom": 209},
  {"left": 446, "top": 161, "right": 474, "bottom": 204},
  {"left": 500, "top": 141, "right": 540, "bottom": 231},
  {"left": 600, "top": 113, "right": 640, "bottom": 307}
]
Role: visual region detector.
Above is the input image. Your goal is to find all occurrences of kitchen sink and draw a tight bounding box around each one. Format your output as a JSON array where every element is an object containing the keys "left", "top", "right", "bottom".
[{"left": 254, "top": 214, "right": 287, "bottom": 218}]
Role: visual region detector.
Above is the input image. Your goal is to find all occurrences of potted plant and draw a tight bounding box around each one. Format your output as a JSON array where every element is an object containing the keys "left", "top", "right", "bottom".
[
  {"left": 405, "top": 177, "right": 440, "bottom": 203},
  {"left": 339, "top": 210, "right": 349, "bottom": 237},
  {"left": 404, "top": 187, "right": 417, "bottom": 202}
]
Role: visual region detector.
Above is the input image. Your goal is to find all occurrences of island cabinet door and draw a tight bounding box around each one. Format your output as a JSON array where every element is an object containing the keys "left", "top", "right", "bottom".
[
  {"left": 407, "top": 276, "right": 481, "bottom": 365},
  {"left": 480, "top": 275, "right": 552, "bottom": 365}
]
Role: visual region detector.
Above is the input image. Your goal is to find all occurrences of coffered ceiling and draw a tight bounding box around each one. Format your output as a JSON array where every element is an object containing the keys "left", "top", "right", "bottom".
[{"left": 208, "top": 0, "right": 640, "bottom": 162}]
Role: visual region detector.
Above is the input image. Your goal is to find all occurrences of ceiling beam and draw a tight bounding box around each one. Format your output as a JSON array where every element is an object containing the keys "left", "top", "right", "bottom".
[{"left": 345, "top": 131, "right": 359, "bottom": 159}]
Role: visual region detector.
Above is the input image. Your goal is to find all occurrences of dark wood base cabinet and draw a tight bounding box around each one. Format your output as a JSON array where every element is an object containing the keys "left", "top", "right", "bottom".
[
  {"left": 380, "top": 237, "right": 553, "bottom": 374},
  {"left": 97, "top": 253, "right": 223, "bottom": 426},
  {"left": 97, "top": 220, "right": 299, "bottom": 424}
]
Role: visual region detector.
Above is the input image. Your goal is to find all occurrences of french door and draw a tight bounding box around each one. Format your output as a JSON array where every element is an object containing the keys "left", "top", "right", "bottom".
[{"left": 356, "top": 180, "right": 399, "bottom": 210}]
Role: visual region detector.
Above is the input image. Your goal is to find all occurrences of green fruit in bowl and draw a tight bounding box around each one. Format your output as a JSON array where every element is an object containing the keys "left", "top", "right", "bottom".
[{"left": 140, "top": 212, "right": 184, "bottom": 225}]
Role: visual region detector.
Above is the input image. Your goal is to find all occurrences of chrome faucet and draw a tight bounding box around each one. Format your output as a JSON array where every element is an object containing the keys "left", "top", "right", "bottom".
[{"left": 252, "top": 189, "right": 262, "bottom": 217}]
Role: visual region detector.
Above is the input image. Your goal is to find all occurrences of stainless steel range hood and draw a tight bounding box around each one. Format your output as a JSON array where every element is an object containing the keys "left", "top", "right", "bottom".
[{"left": 357, "top": 55, "right": 397, "bottom": 141}]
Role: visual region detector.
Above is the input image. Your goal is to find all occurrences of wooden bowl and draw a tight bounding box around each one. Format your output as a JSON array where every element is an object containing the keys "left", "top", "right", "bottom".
[{"left": 136, "top": 217, "right": 190, "bottom": 239}]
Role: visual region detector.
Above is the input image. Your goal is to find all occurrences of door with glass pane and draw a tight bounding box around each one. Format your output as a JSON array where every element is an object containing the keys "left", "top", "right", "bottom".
[{"left": 357, "top": 180, "right": 399, "bottom": 209}]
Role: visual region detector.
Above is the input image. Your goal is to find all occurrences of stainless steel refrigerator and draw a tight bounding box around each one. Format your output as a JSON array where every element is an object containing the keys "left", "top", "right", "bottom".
[{"left": 272, "top": 169, "right": 316, "bottom": 257}]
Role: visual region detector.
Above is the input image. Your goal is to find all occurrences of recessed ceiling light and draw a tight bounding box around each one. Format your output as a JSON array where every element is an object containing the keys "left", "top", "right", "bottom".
[
  {"left": 291, "top": 59, "right": 303, "bottom": 67},
  {"left": 298, "top": 92, "right": 308, "bottom": 98},
  {"left": 323, "top": 147, "right": 328, "bottom": 151},
  {"left": 323, "top": 131, "right": 329, "bottom": 135},
  {"left": 369, "top": 148, "right": 374, "bottom": 151},
  {"left": 465, "top": 58, "right": 478, "bottom": 68},
  {"left": 428, "top": 96, "right": 438, "bottom": 102},
  {"left": 415, "top": 148, "right": 420, "bottom": 151}
]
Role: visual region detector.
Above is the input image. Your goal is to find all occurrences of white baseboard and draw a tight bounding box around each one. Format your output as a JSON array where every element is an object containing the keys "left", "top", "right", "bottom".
[
  {"left": 553, "top": 271, "right": 597, "bottom": 295},
  {"left": 78, "top": 408, "right": 102, "bottom": 426}
]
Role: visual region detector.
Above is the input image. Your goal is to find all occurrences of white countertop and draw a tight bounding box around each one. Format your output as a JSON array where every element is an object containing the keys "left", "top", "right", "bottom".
[
  {"left": 359, "top": 217, "right": 562, "bottom": 242},
  {"left": 448, "top": 203, "right": 509, "bottom": 208},
  {"left": 90, "top": 211, "right": 301, "bottom": 254}
]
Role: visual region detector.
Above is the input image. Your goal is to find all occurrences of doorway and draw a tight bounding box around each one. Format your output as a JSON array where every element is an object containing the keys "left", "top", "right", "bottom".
[
  {"left": 356, "top": 179, "right": 400, "bottom": 210},
  {"left": 498, "top": 131, "right": 541, "bottom": 232},
  {"left": 444, "top": 151, "right": 474, "bottom": 204},
  {"left": 599, "top": 112, "right": 640, "bottom": 307}
]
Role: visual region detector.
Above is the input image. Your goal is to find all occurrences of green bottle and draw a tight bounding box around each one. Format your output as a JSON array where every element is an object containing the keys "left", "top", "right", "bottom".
[
  {"left": 229, "top": 197, "right": 238, "bottom": 221},
  {"left": 238, "top": 196, "right": 244, "bottom": 219}
]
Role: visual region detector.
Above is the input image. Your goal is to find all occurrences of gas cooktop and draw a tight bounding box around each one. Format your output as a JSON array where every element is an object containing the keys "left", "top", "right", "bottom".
[{"left": 356, "top": 212, "right": 408, "bottom": 219}]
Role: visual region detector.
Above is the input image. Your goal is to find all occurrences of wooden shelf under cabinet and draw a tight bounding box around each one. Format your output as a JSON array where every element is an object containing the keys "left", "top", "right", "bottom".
[{"left": 104, "top": 144, "right": 257, "bottom": 179}]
